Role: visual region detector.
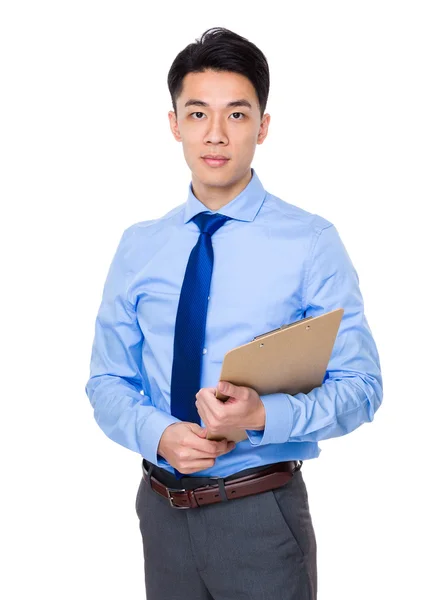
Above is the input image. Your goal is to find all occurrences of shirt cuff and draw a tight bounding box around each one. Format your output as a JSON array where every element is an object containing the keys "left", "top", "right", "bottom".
[
  {"left": 138, "top": 409, "right": 182, "bottom": 466},
  {"left": 245, "top": 393, "right": 293, "bottom": 446}
]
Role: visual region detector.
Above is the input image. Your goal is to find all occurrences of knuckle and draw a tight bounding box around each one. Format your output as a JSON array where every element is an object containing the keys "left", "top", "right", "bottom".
[{"left": 177, "top": 449, "right": 188, "bottom": 461}]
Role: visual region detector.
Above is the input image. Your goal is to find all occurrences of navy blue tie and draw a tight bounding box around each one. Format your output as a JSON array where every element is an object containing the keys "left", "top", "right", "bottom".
[{"left": 170, "top": 211, "right": 232, "bottom": 479}]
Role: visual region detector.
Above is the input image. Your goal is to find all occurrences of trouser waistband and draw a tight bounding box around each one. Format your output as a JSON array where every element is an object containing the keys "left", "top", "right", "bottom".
[{"left": 142, "top": 458, "right": 303, "bottom": 491}]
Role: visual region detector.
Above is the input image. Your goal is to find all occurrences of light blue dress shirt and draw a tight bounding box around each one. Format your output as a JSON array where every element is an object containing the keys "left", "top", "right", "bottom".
[{"left": 85, "top": 167, "right": 383, "bottom": 477}]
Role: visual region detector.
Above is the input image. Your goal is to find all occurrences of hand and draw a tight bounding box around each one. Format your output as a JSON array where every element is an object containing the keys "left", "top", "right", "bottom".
[
  {"left": 157, "top": 422, "right": 236, "bottom": 474},
  {"left": 195, "top": 381, "right": 266, "bottom": 435}
]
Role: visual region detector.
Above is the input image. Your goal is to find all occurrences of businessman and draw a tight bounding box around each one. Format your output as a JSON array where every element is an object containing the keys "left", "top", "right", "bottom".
[{"left": 85, "top": 26, "right": 383, "bottom": 600}]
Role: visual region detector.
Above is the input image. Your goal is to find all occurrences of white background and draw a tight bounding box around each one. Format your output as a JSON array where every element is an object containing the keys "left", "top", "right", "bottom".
[{"left": 1, "top": 1, "right": 426, "bottom": 599}]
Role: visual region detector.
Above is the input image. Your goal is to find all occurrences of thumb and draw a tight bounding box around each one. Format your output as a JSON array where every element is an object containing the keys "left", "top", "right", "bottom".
[{"left": 218, "top": 380, "right": 235, "bottom": 396}]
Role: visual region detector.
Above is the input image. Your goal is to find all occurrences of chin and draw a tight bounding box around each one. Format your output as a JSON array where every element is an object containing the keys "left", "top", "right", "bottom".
[
  {"left": 199, "top": 174, "right": 233, "bottom": 189},
  {"left": 194, "top": 164, "right": 234, "bottom": 182}
]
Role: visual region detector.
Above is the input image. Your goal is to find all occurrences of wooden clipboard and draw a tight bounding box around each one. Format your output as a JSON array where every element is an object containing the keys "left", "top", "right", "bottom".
[{"left": 207, "top": 307, "right": 344, "bottom": 442}]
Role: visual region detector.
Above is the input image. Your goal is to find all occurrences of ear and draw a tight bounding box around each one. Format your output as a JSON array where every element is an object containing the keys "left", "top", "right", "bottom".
[
  {"left": 257, "top": 113, "right": 270, "bottom": 145},
  {"left": 168, "top": 110, "right": 182, "bottom": 142}
]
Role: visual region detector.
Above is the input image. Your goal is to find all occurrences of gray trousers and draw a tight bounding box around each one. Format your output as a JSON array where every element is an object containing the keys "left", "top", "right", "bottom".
[{"left": 135, "top": 460, "right": 317, "bottom": 599}]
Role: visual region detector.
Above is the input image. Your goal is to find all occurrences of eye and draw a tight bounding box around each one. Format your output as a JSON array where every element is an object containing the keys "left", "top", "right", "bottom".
[{"left": 189, "top": 112, "right": 246, "bottom": 120}]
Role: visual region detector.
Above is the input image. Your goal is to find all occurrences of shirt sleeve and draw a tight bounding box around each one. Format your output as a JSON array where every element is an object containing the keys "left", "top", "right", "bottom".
[
  {"left": 85, "top": 227, "right": 181, "bottom": 465},
  {"left": 245, "top": 222, "right": 383, "bottom": 446}
]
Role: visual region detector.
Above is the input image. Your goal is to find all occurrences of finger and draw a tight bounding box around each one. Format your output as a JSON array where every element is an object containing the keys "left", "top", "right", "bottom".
[
  {"left": 181, "top": 442, "right": 235, "bottom": 467},
  {"left": 187, "top": 434, "right": 233, "bottom": 457},
  {"left": 187, "top": 443, "right": 230, "bottom": 458},
  {"left": 179, "top": 458, "right": 217, "bottom": 474}
]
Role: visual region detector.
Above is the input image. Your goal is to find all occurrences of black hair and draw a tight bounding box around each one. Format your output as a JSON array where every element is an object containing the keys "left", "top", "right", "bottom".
[{"left": 167, "top": 27, "right": 270, "bottom": 119}]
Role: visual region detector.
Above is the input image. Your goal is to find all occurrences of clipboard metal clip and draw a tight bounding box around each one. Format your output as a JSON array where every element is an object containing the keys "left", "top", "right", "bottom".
[{"left": 252, "top": 316, "right": 314, "bottom": 341}]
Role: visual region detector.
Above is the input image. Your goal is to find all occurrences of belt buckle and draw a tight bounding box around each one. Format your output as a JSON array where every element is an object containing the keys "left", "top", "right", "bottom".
[{"left": 167, "top": 487, "right": 191, "bottom": 509}]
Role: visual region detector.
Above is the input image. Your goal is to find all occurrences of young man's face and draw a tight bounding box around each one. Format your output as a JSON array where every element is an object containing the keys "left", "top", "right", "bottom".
[{"left": 168, "top": 69, "right": 270, "bottom": 194}]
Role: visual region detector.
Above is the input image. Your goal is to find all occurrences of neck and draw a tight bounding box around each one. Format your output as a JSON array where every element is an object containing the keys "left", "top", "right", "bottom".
[{"left": 191, "top": 168, "right": 252, "bottom": 211}]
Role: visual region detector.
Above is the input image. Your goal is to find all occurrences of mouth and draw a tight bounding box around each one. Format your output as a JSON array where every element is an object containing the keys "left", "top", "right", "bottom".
[{"left": 201, "top": 157, "right": 230, "bottom": 168}]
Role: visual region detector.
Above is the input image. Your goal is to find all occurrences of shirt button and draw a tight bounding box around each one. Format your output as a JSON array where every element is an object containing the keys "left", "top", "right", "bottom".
[
  {"left": 207, "top": 296, "right": 210, "bottom": 300},
  {"left": 203, "top": 348, "right": 207, "bottom": 354}
]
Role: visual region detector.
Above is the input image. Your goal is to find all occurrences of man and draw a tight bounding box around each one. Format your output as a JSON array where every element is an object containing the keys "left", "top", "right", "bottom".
[{"left": 85, "top": 26, "right": 383, "bottom": 600}]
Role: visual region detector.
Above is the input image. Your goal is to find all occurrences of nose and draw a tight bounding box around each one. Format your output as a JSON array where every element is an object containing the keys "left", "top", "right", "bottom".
[{"left": 203, "top": 115, "right": 229, "bottom": 145}]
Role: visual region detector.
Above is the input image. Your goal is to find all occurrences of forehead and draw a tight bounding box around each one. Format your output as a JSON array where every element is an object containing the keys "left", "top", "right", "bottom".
[{"left": 179, "top": 70, "right": 257, "bottom": 106}]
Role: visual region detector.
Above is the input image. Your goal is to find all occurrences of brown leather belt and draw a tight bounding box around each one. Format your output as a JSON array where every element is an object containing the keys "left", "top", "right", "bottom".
[{"left": 142, "top": 460, "right": 303, "bottom": 509}]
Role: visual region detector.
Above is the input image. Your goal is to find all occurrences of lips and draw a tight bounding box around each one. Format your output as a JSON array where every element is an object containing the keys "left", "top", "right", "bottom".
[
  {"left": 202, "top": 156, "right": 230, "bottom": 167},
  {"left": 202, "top": 155, "right": 229, "bottom": 160}
]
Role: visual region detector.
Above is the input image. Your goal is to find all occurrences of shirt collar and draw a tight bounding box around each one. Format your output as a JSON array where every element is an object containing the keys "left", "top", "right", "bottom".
[{"left": 183, "top": 167, "right": 267, "bottom": 224}]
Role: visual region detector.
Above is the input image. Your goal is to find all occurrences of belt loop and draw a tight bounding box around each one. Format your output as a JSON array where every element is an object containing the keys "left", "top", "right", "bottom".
[
  {"left": 216, "top": 478, "right": 229, "bottom": 502},
  {"left": 144, "top": 460, "right": 155, "bottom": 490}
]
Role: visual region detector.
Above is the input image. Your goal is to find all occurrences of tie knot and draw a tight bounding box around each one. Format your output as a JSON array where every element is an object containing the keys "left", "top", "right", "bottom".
[{"left": 192, "top": 212, "right": 232, "bottom": 236}]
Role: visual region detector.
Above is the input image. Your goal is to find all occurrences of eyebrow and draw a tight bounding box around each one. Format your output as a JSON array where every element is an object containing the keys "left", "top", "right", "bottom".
[{"left": 184, "top": 98, "right": 253, "bottom": 110}]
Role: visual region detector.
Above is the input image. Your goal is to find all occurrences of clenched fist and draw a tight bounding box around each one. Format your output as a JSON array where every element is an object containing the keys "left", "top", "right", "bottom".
[{"left": 157, "top": 422, "right": 236, "bottom": 474}]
